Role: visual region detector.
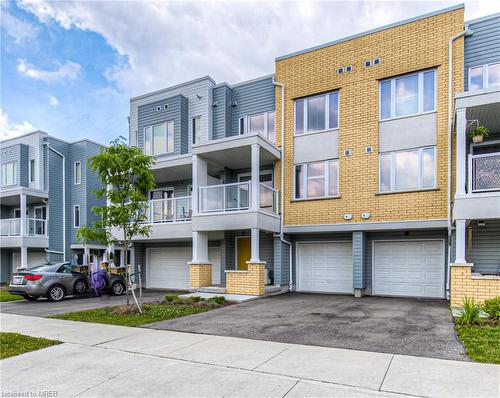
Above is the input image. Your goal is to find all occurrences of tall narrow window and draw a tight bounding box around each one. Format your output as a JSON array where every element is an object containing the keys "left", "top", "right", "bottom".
[
  {"left": 249, "top": 114, "right": 265, "bottom": 135},
  {"left": 469, "top": 66, "right": 483, "bottom": 90},
  {"left": 74, "top": 205, "right": 80, "bottom": 228},
  {"left": 29, "top": 159, "right": 35, "bottom": 182},
  {"left": 192, "top": 117, "right": 201, "bottom": 144},
  {"left": 238, "top": 117, "right": 247, "bottom": 134},
  {"left": 74, "top": 161, "right": 81, "bottom": 185},
  {"left": 267, "top": 112, "right": 275, "bottom": 143},
  {"left": 144, "top": 126, "right": 152, "bottom": 155},
  {"left": 1, "top": 162, "right": 17, "bottom": 186}
]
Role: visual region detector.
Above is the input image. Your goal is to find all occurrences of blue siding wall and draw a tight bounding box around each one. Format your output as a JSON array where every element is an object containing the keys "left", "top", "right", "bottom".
[
  {"left": 273, "top": 235, "right": 291, "bottom": 286},
  {"left": 352, "top": 231, "right": 366, "bottom": 289},
  {"left": 212, "top": 85, "right": 232, "bottom": 140},
  {"left": 1, "top": 248, "right": 11, "bottom": 283},
  {"left": 19, "top": 144, "right": 29, "bottom": 187},
  {"left": 231, "top": 77, "right": 275, "bottom": 136},
  {"left": 464, "top": 15, "right": 500, "bottom": 89}
]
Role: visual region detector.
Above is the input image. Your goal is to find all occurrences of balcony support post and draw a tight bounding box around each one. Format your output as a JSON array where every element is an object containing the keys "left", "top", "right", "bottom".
[
  {"left": 250, "top": 228, "right": 260, "bottom": 262},
  {"left": 251, "top": 144, "right": 260, "bottom": 211},
  {"left": 20, "top": 246, "right": 28, "bottom": 270},
  {"left": 20, "top": 193, "right": 27, "bottom": 236},
  {"left": 192, "top": 231, "right": 209, "bottom": 263},
  {"left": 455, "top": 219, "right": 467, "bottom": 264},
  {"left": 192, "top": 154, "right": 208, "bottom": 215},
  {"left": 456, "top": 108, "right": 467, "bottom": 195}
]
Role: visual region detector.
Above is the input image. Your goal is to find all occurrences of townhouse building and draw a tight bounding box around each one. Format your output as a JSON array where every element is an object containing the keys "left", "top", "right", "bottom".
[
  {"left": 0, "top": 131, "right": 107, "bottom": 282},
  {"left": 128, "top": 4, "right": 499, "bottom": 304}
]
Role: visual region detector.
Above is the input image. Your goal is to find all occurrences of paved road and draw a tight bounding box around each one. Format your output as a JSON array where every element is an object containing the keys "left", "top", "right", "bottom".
[
  {"left": 1, "top": 314, "right": 498, "bottom": 398},
  {"left": 145, "top": 293, "right": 468, "bottom": 361},
  {"left": 0, "top": 290, "right": 166, "bottom": 316}
]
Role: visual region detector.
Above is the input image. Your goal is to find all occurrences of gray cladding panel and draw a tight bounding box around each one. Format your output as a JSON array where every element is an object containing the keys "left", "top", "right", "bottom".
[
  {"left": 212, "top": 85, "right": 232, "bottom": 140},
  {"left": 352, "top": 231, "right": 365, "bottom": 289},
  {"left": 293, "top": 130, "right": 339, "bottom": 164},
  {"left": 379, "top": 112, "right": 437, "bottom": 152},
  {"left": 467, "top": 220, "right": 500, "bottom": 274},
  {"left": 464, "top": 16, "right": 500, "bottom": 89}
]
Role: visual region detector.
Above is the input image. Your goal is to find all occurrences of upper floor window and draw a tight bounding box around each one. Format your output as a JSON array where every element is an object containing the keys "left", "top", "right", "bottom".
[
  {"left": 192, "top": 117, "right": 201, "bottom": 144},
  {"left": 469, "top": 62, "right": 500, "bottom": 91},
  {"left": 144, "top": 121, "right": 174, "bottom": 156},
  {"left": 295, "top": 159, "right": 338, "bottom": 199},
  {"left": 295, "top": 91, "right": 339, "bottom": 135},
  {"left": 29, "top": 159, "right": 35, "bottom": 183},
  {"left": 380, "top": 69, "right": 436, "bottom": 120},
  {"left": 239, "top": 111, "right": 275, "bottom": 143},
  {"left": 379, "top": 146, "right": 436, "bottom": 193},
  {"left": 73, "top": 205, "right": 80, "bottom": 228},
  {"left": 1, "top": 161, "right": 17, "bottom": 187},
  {"left": 74, "top": 161, "right": 81, "bottom": 185}
]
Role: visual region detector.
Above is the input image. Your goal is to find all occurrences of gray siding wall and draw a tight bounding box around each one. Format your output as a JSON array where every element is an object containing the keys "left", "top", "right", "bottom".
[
  {"left": 154, "top": 179, "right": 192, "bottom": 197},
  {"left": 231, "top": 77, "right": 275, "bottom": 136},
  {"left": 212, "top": 85, "right": 233, "bottom": 140},
  {"left": 85, "top": 142, "right": 105, "bottom": 232},
  {"left": 352, "top": 231, "right": 366, "bottom": 289},
  {"left": 1, "top": 248, "right": 11, "bottom": 283},
  {"left": 273, "top": 235, "right": 291, "bottom": 286},
  {"left": 464, "top": 15, "right": 500, "bottom": 89},
  {"left": 19, "top": 144, "right": 29, "bottom": 187}
]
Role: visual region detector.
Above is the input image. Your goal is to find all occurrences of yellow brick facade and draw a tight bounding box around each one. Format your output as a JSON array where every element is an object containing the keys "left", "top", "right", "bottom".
[
  {"left": 450, "top": 265, "right": 500, "bottom": 308},
  {"left": 274, "top": 8, "right": 464, "bottom": 226},
  {"left": 225, "top": 262, "right": 265, "bottom": 296},
  {"left": 188, "top": 263, "right": 212, "bottom": 289}
]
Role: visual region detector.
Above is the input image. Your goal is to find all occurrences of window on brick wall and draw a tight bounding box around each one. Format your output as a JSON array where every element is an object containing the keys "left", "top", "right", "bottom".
[
  {"left": 294, "top": 159, "right": 339, "bottom": 199},
  {"left": 294, "top": 91, "right": 339, "bottom": 135}
]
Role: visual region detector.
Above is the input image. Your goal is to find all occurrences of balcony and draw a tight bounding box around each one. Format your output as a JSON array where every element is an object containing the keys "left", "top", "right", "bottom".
[
  {"left": 468, "top": 152, "right": 500, "bottom": 193},
  {"left": 0, "top": 218, "right": 49, "bottom": 248},
  {"left": 144, "top": 196, "right": 192, "bottom": 223},
  {"left": 0, "top": 218, "right": 20, "bottom": 236},
  {"left": 194, "top": 181, "right": 280, "bottom": 232}
]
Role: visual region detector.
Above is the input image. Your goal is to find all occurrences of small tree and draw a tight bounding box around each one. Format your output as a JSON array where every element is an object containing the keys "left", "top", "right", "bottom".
[{"left": 78, "top": 136, "right": 156, "bottom": 308}]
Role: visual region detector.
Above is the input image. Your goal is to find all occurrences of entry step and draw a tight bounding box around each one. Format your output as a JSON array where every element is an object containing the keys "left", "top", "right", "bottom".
[{"left": 196, "top": 286, "right": 226, "bottom": 294}]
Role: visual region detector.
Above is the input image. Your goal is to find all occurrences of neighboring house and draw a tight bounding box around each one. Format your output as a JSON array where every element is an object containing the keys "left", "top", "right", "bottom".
[
  {"left": 128, "top": 4, "right": 498, "bottom": 302},
  {"left": 0, "top": 130, "right": 107, "bottom": 282},
  {"left": 450, "top": 13, "right": 500, "bottom": 306}
]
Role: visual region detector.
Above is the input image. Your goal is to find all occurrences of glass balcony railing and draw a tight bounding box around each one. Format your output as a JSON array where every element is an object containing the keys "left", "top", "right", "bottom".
[
  {"left": 0, "top": 218, "right": 48, "bottom": 237},
  {"left": 144, "top": 196, "right": 192, "bottom": 223},
  {"left": 468, "top": 152, "right": 500, "bottom": 193}
]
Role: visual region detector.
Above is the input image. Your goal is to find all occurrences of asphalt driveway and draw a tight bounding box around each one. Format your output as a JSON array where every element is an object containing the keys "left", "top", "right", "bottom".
[
  {"left": 0, "top": 290, "right": 166, "bottom": 317},
  {"left": 145, "top": 293, "right": 468, "bottom": 361}
]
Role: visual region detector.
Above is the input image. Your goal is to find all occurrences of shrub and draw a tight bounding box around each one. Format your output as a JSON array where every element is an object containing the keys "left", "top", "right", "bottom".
[
  {"left": 482, "top": 297, "right": 500, "bottom": 320},
  {"left": 112, "top": 305, "right": 141, "bottom": 315},
  {"left": 456, "top": 298, "right": 482, "bottom": 326},
  {"left": 164, "top": 295, "right": 180, "bottom": 303},
  {"left": 207, "top": 296, "right": 227, "bottom": 305},
  {"left": 187, "top": 296, "right": 203, "bottom": 303}
]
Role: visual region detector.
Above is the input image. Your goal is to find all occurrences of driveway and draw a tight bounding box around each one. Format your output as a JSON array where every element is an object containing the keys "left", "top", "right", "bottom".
[
  {"left": 145, "top": 293, "right": 468, "bottom": 361},
  {"left": 0, "top": 290, "right": 166, "bottom": 317}
]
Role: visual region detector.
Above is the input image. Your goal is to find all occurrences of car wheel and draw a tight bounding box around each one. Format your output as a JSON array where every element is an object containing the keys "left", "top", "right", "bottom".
[
  {"left": 73, "top": 279, "right": 88, "bottom": 295},
  {"left": 24, "top": 295, "right": 38, "bottom": 301},
  {"left": 47, "top": 285, "right": 65, "bottom": 302},
  {"left": 110, "top": 280, "right": 125, "bottom": 296}
]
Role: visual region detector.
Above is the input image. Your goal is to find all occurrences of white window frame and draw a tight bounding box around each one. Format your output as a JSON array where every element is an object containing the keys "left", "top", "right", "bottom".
[
  {"left": 294, "top": 91, "right": 339, "bottom": 136},
  {"left": 293, "top": 159, "right": 339, "bottom": 200},
  {"left": 144, "top": 121, "right": 175, "bottom": 156},
  {"left": 73, "top": 205, "right": 80, "bottom": 228},
  {"left": 74, "top": 161, "right": 81, "bottom": 185},
  {"left": 238, "top": 117, "right": 247, "bottom": 134},
  {"left": 468, "top": 62, "right": 500, "bottom": 91},
  {"left": 192, "top": 116, "right": 201, "bottom": 144},
  {"left": 29, "top": 159, "right": 35, "bottom": 183},
  {"left": 1, "top": 161, "right": 17, "bottom": 187},
  {"left": 379, "top": 69, "right": 436, "bottom": 121},
  {"left": 378, "top": 146, "right": 437, "bottom": 193},
  {"left": 239, "top": 111, "right": 275, "bottom": 141}
]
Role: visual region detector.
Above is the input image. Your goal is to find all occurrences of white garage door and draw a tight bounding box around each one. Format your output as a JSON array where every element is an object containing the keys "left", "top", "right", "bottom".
[
  {"left": 297, "top": 242, "right": 353, "bottom": 294},
  {"left": 12, "top": 251, "right": 47, "bottom": 271},
  {"left": 147, "top": 247, "right": 221, "bottom": 290},
  {"left": 373, "top": 240, "right": 445, "bottom": 298}
]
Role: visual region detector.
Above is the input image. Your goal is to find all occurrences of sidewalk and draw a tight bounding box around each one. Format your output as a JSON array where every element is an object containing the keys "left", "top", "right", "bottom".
[{"left": 1, "top": 313, "right": 499, "bottom": 397}]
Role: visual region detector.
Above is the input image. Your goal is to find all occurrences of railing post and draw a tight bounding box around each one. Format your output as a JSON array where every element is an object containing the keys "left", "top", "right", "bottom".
[
  {"left": 251, "top": 144, "right": 260, "bottom": 211},
  {"left": 468, "top": 154, "right": 472, "bottom": 193},
  {"left": 456, "top": 108, "right": 467, "bottom": 196},
  {"left": 20, "top": 194, "right": 26, "bottom": 236}
]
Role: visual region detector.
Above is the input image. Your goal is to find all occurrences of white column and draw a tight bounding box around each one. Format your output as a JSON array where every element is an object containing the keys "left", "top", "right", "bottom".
[
  {"left": 20, "top": 194, "right": 27, "bottom": 236},
  {"left": 456, "top": 108, "right": 467, "bottom": 196},
  {"left": 83, "top": 246, "right": 90, "bottom": 265},
  {"left": 192, "top": 154, "right": 208, "bottom": 215},
  {"left": 251, "top": 144, "right": 260, "bottom": 211},
  {"left": 250, "top": 228, "right": 260, "bottom": 262},
  {"left": 192, "top": 231, "right": 209, "bottom": 263},
  {"left": 20, "top": 246, "right": 28, "bottom": 269},
  {"left": 455, "top": 219, "right": 467, "bottom": 264}
]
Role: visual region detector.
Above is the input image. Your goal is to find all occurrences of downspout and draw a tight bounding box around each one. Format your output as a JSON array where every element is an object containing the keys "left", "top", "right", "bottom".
[
  {"left": 44, "top": 143, "right": 66, "bottom": 261},
  {"left": 446, "top": 25, "right": 472, "bottom": 298},
  {"left": 273, "top": 77, "right": 293, "bottom": 292}
]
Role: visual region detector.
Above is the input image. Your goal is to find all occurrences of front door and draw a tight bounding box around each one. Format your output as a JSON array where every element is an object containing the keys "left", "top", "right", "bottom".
[{"left": 236, "top": 237, "right": 251, "bottom": 270}]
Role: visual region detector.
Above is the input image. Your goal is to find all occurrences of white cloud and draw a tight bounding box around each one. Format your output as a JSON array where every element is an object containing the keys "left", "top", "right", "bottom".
[
  {"left": 0, "top": 109, "right": 36, "bottom": 140},
  {"left": 18, "top": 0, "right": 500, "bottom": 98},
  {"left": 49, "top": 96, "right": 59, "bottom": 107},
  {"left": 17, "top": 58, "right": 81, "bottom": 83},
  {"left": 0, "top": 5, "right": 40, "bottom": 43}
]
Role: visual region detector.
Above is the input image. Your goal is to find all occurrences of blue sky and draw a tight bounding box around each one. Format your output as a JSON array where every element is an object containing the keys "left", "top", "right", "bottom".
[{"left": 1, "top": 0, "right": 499, "bottom": 145}]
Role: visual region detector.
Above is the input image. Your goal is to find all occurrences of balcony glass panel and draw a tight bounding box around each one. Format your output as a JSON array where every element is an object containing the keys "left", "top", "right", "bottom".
[{"left": 470, "top": 153, "right": 500, "bottom": 192}]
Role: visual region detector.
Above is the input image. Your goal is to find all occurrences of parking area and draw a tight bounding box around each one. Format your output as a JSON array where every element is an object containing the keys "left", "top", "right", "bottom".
[
  {"left": 0, "top": 290, "right": 166, "bottom": 317},
  {"left": 145, "top": 293, "right": 468, "bottom": 361}
]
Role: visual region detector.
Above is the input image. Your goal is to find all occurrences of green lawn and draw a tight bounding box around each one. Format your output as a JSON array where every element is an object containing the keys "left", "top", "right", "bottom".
[
  {"left": 456, "top": 324, "right": 500, "bottom": 364},
  {"left": 0, "top": 288, "right": 24, "bottom": 302},
  {"left": 49, "top": 303, "right": 213, "bottom": 327},
  {"left": 0, "top": 332, "right": 60, "bottom": 359}
]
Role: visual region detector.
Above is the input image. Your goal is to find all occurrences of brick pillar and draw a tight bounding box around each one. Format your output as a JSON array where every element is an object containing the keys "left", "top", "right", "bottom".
[
  {"left": 225, "top": 261, "right": 265, "bottom": 296},
  {"left": 451, "top": 263, "right": 500, "bottom": 308},
  {"left": 189, "top": 262, "right": 212, "bottom": 289}
]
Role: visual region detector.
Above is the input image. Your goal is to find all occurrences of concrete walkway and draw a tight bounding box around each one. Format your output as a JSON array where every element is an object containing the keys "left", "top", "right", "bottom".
[{"left": 1, "top": 314, "right": 499, "bottom": 398}]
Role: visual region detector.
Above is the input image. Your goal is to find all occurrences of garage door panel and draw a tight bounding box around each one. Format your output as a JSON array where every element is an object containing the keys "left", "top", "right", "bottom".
[
  {"left": 298, "top": 242, "right": 353, "bottom": 294},
  {"left": 373, "top": 240, "right": 444, "bottom": 298}
]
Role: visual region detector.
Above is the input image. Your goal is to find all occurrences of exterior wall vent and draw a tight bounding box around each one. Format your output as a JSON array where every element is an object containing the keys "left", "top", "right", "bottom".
[
  {"left": 337, "top": 67, "right": 344, "bottom": 74},
  {"left": 164, "top": 104, "right": 169, "bottom": 109},
  {"left": 344, "top": 149, "right": 351, "bottom": 157},
  {"left": 213, "top": 101, "right": 219, "bottom": 107},
  {"left": 373, "top": 57, "right": 381, "bottom": 65},
  {"left": 364, "top": 60, "right": 371, "bottom": 67},
  {"left": 343, "top": 213, "right": 353, "bottom": 220},
  {"left": 156, "top": 106, "right": 162, "bottom": 112},
  {"left": 345, "top": 65, "right": 352, "bottom": 72},
  {"left": 231, "top": 101, "right": 238, "bottom": 107},
  {"left": 365, "top": 146, "right": 373, "bottom": 154}
]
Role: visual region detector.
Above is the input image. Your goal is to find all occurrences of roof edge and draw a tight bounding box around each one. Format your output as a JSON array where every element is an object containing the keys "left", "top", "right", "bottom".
[{"left": 131, "top": 75, "right": 216, "bottom": 102}]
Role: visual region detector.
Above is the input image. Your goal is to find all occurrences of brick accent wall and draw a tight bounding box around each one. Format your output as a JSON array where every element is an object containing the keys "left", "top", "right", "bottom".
[
  {"left": 225, "top": 262, "right": 265, "bottom": 296},
  {"left": 274, "top": 7, "right": 464, "bottom": 226},
  {"left": 450, "top": 264, "right": 500, "bottom": 307},
  {"left": 189, "top": 263, "right": 212, "bottom": 289}
]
